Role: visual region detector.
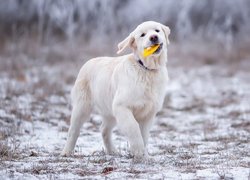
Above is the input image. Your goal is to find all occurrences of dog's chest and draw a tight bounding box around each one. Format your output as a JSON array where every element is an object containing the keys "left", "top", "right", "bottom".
[{"left": 132, "top": 69, "right": 168, "bottom": 110}]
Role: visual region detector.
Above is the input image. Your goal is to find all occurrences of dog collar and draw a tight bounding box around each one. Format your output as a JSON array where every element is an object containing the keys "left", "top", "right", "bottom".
[{"left": 137, "top": 59, "right": 154, "bottom": 71}]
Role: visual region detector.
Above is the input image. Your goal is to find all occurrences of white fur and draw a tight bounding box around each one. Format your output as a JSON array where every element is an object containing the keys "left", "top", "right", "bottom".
[{"left": 61, "top": 21, "right": 170, "bottom": 158}]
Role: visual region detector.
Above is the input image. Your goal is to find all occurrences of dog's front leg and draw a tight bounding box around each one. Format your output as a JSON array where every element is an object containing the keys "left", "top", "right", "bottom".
[
  {"left": 113, "top": 105, "right": 145, "bottom": 158},
  {"left": 139, "top": 119, "right": 153, "bottom": 149}
]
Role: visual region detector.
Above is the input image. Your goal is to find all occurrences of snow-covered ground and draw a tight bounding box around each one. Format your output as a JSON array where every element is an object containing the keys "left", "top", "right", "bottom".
[{"left": 0, "top": 41, "right": 249, "bottom": 179}]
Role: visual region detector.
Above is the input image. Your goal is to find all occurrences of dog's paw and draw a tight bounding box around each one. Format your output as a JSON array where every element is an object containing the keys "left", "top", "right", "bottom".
[
  {"left": 105, "top": 148, "right": 119, "bottom": 156},
  {"left": 131, "top": 154, "right": 149, "bottom": 163},
  {"left": 130, "top": 147, "right": 145, "bottom": 158},
  {"left": 127, "top": 148, "right": 149, "bottom": 163},
  {"left": 60, "top": 150, "right": 72, "bottom": 157}
]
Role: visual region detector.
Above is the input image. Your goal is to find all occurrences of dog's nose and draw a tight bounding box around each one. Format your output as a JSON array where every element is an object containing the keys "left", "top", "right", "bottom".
[{"left": 150, "top": 35, "right": 158, "bottom": 43}]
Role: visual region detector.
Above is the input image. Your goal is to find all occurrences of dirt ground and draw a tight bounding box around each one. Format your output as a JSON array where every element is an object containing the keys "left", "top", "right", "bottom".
[{"left": 0, "top": 40, "right": 249, "bottom": 179}]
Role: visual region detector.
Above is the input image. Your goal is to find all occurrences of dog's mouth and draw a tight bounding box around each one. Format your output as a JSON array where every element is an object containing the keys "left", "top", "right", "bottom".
[
  {"left": 142, "top": 43, "right": 163, "bottom": 57},
  {"left": 153, "top": 43, "right": 163, "bottom": 54}
]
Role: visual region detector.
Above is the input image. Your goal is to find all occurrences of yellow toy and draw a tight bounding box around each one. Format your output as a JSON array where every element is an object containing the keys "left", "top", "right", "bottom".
[{"left": 143, "top": 44, "right": 160, "bottom": 57}]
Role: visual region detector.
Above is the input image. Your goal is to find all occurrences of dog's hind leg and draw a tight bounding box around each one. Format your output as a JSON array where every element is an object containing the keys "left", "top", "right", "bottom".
[{"left": 61, "top": 81, "right": 91, "bottom": 156}]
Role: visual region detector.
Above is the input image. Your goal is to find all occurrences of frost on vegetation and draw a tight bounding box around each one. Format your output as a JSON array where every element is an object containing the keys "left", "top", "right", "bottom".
[{"left": 0, "top": 0, "right": 250, "bottom": 46}]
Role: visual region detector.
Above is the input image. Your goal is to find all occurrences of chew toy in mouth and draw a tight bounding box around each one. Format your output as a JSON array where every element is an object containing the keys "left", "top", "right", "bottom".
[{"left": 143, "top": 44, "right": 160, "bottom": 57}]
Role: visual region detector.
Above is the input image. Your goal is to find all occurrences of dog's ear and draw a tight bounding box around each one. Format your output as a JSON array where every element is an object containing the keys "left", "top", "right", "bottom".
[
  {"left": 161, "top": 25, "right": 171, "bottom": 45},
  {"left": 117, "top": 33, "right": 135, "bottom": 54}
]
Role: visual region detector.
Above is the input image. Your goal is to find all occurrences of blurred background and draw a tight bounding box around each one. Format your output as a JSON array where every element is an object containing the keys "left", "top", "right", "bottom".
[{"left": 1, "top": 0, "right": 250, "bottom": 55}]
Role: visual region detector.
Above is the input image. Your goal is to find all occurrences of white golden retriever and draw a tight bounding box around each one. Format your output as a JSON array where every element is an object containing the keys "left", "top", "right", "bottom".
[{"left": 61, "top": 21, "right": 170, "bottom": 158}]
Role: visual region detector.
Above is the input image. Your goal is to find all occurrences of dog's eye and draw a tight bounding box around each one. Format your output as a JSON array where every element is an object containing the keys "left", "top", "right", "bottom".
[
  {"left": 155, "top": 29, "right": 160, "bottom": 33},
  {"left": 140, "top": 33, "right": 146, "bottom": 37}
]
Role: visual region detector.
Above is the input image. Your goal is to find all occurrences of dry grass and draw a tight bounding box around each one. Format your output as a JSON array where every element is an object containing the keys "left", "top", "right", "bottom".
[{"left": 0, "top": 138, "right": 21, "bottom": 161}]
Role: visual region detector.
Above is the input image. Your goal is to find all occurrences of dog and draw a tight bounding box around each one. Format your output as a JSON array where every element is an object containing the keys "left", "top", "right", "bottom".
[{"left": 61, "top": 21, "right": 170, "bottom": 158}]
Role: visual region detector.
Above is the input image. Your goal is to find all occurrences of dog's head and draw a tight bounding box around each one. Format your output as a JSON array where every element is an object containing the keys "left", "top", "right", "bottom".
[{"left": 117, "top": 21, "right": 170, "bottom": 69}]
